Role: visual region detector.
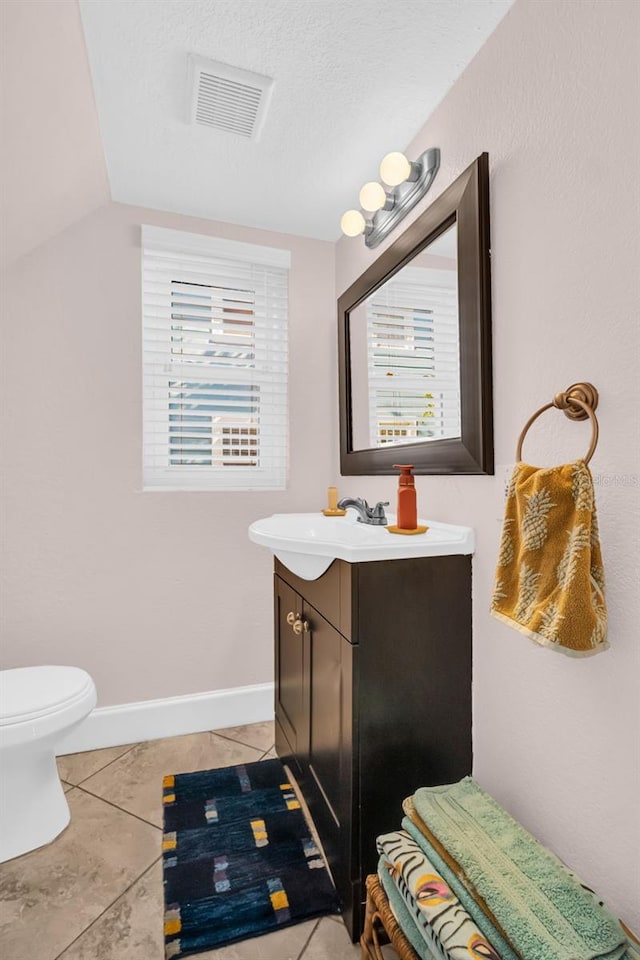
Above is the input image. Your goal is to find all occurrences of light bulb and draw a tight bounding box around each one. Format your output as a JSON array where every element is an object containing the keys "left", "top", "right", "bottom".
[
  {"left": 340, "top": 209, "right": 366, "bottom": 237},
  {"left": 359, "top": 181, "right": 387, "bottom": 213},
  {"left": 379, "top": 151, "right": 411, "bottom": 187}
]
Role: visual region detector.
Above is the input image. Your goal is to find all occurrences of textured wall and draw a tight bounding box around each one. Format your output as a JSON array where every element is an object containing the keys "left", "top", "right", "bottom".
[
  {"left": 0, "top": 202, "right": 336, "bottom": 704},
  {"left": 336, "top": 0, "right": 640, "bottom": 929}
]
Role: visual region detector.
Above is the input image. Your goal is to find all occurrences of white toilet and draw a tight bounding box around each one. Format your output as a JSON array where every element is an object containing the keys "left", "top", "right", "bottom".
[{"left": 0, "top": 665, "right": 97, "bottom": 863}]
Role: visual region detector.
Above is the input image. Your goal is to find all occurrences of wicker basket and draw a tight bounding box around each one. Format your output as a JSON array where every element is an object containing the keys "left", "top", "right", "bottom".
[{"left": 360, "top": 874, "right": 420, "bottom": 960}]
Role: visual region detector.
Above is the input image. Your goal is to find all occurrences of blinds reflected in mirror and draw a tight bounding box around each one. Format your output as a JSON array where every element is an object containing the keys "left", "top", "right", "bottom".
[{"left": 365, "top": 265, "right": 461, "bottom": 448}]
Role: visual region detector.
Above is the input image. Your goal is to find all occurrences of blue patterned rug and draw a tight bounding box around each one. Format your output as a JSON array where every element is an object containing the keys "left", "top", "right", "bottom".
[{"left": 162, "top": 757, "right": 339, "bottom": 958}]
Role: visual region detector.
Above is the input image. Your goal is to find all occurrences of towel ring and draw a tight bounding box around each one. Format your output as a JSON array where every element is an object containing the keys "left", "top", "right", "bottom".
[{"left": 516, "top": 382, "right": 599, "bottom": 465}]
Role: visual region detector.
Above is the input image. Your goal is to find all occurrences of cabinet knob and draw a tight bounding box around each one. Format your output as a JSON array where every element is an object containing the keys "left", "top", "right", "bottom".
[{"left": 287, "top": 610, "right": 310, "bottom": 635}]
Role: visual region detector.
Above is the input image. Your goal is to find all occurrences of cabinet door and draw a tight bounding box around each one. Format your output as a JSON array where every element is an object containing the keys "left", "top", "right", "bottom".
[
  {"left": 274, "top": 576, "right": 307, "bottom": 766},
  {"left": 307, "top": 608, "right": 351, "bottom": 825},
  {"left": 304, "top": 605, "right": 356, "bottom": 931}
]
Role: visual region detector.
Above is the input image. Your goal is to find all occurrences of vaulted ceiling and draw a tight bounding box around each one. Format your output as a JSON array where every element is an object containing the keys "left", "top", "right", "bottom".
[{"left": 1, "top": 0, "right": 514, "bottom": 267}]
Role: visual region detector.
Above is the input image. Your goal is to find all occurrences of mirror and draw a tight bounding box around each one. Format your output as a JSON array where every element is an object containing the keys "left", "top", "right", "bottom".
[
  {"left": 349, "top": 222, "right": 460, "bottom": 451},
  {"left": 338, "top": 153, "right": 493, "bottom": 475}
]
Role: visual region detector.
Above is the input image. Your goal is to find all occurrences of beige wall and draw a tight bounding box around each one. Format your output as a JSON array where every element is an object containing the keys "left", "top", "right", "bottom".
[
  {"left": 0, "top": 202, "right": 336, "bottom": 704},
  {"left": 0, "top": 0, "right": 109, "bottom": 269},
  {"left": 336, "top": 0, "right": 640, "bottom": 927}
]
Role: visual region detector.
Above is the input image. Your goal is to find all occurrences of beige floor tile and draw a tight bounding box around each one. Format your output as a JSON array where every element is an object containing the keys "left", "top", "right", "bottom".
[
  {"left": 80, "top": 732, "right": 264, "bottom": 828},
  {"left": 58, "top": 854, "right": 327, "bottom": 960},
  {"left": 57, "top": 743, "right": 136, "bottom": 785},
  {"left": 58, "top": 859, "right": 163, "bottom": 959},
  {"left": 0, "top": 789, "right": 159, "bottom": 960},
  {"left": 216, "top": 720, "right": 275, "bottom": 753},
  {"left": 261, "top": 749, "right": 277, "bottom": 760},
  {"left": 321, "top": 916, "right": 397, "bottom": 958},
  {"left": 62, "top": 780, "right": 73, "bottom": 793},
  {"left": 197, "top": 918, "right": 319, "bottom": 960},
  {"left": 302, "top": 916, "right": 362, "bottom": 958}
]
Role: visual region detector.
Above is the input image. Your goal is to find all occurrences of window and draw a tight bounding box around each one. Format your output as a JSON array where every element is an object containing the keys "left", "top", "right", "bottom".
[
  {"left": 365, "top": 265, "right": 460, "bottom": 447},
  {"left": 142, "top": 226, "right": 289, "bottom": 490}
]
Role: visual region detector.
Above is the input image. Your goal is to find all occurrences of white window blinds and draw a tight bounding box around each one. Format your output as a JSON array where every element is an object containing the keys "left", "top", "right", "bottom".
[
  {"left": 142, "top": 226, "right": 289, "bottom": 490},
  {"left": 366, "top": 266, "right": 460, "bottom": 447}
]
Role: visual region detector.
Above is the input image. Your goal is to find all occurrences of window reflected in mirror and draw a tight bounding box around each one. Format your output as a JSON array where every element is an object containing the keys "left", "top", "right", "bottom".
[{"left": 349, "top": 223, "right": 460, "bottom": 450}]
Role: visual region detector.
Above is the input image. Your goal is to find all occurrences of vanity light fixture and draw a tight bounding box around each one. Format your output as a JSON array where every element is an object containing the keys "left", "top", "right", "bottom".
[
  {"left": 340, "top": 209, "right": 367, "bottom": 237},
  {"left": 359, "top": 181, "right": 389, "bottom": 213},
  {"left": 340, "top": 147, "right": 440, "bottom": 248}
]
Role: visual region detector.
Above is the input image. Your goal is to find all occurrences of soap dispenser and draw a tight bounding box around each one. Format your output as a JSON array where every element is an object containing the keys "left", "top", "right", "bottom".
[{"left": 393, "top": 464, "right": 417, "bottom": 530}]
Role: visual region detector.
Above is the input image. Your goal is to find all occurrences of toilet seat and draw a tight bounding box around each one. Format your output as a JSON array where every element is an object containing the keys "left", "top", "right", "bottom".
[
  {"left": 0, "top": 666, "right": 95, "bottom": 726},
  {"left": 0, "top": 664, "right": 97, "bottom": 862}
]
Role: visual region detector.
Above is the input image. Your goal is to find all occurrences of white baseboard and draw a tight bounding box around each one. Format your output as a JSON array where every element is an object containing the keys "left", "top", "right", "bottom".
[{"left": 57, "top": 682, "right": 274, "bottom": 755}]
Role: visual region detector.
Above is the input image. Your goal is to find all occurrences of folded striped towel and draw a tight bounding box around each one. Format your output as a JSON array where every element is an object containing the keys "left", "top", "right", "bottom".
[
  {"left": 376, "top": 856, "right": 439, "bottom": 960},
  {"left": 377, "top": 830, "right": 503, "bottom": 960}
]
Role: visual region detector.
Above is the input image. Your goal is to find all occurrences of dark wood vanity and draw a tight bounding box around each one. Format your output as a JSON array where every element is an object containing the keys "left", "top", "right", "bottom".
[{"left": 273, "top": 553, "right": 472, "bottom": 940}]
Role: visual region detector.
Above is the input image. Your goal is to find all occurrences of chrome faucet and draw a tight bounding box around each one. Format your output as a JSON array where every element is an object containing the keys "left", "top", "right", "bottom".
[{"left": 337, "top": 497, "right": 389, "bottom": 526}]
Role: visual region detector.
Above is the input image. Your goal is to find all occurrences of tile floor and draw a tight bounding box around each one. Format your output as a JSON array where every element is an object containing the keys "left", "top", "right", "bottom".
[{"left": 0, "top": 722, "right": 385, "bottom": 960}]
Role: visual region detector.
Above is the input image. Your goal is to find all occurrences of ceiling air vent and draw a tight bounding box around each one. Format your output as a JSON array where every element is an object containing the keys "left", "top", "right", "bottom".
[{"left": 188, "top": 56, "right": 274, "bottom": 141}]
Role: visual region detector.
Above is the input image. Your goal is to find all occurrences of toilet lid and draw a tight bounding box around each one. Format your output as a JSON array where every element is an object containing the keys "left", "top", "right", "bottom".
[{"left": 0, "top": 666, "right": 95, "bottom": 725}]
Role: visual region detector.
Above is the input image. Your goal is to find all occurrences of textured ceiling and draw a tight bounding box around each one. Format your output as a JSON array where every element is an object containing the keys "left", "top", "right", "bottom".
[{"left": 79, "top": 0, "right": 514, "bottom": 241}]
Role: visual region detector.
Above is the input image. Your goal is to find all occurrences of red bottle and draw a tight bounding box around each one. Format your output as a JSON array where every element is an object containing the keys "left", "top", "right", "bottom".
[{"left": 393, "top": 464, "right": 417, "bottom": 530}]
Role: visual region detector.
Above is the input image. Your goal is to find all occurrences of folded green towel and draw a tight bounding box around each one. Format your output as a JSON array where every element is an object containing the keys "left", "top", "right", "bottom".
[
  {"left": 402, "top": 815, "right": 520, "bottom": 960},
  {"left": 412, "top": 778, "right": 626, "bottom": 960}
]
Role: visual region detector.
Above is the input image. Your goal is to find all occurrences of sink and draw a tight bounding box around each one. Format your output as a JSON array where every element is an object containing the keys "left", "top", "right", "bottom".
[{"left": 248, "top": 512, "right": 474, "bottom": 580}]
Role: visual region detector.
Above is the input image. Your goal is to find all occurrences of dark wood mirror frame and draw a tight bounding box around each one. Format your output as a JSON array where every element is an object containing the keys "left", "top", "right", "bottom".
[{"left": 338, "top": 152, "right": 493, "bottom": 475}]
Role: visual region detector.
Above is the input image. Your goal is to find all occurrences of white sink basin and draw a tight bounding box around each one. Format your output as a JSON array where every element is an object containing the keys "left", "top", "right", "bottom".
[{"left": 248, "top": 512, "right": 474, "bottom": 580}]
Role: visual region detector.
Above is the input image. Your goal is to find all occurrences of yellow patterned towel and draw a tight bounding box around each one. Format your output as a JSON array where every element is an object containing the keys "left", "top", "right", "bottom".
[{"left": 491, "top": 459, "right": 608, "bottom": 657}]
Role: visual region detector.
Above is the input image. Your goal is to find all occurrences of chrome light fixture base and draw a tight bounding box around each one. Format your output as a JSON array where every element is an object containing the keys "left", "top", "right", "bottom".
[{"left": 364, "top": 147, "right": 440, "bottom": 248}]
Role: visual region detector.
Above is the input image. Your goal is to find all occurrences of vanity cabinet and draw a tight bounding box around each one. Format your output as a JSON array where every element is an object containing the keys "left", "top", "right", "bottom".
[{"left": 273, "top": 554, "right": 472, "bottom": 941}]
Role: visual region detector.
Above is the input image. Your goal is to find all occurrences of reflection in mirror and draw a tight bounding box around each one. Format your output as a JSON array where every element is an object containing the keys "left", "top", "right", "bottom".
[{"left": 350, "top": 223, "right": 460, "bottom": 450}]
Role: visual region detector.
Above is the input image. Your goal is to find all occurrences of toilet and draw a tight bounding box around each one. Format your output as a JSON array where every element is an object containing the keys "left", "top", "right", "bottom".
[{"left": 0, "top": 665, "right": 97, "bottom": 863}]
